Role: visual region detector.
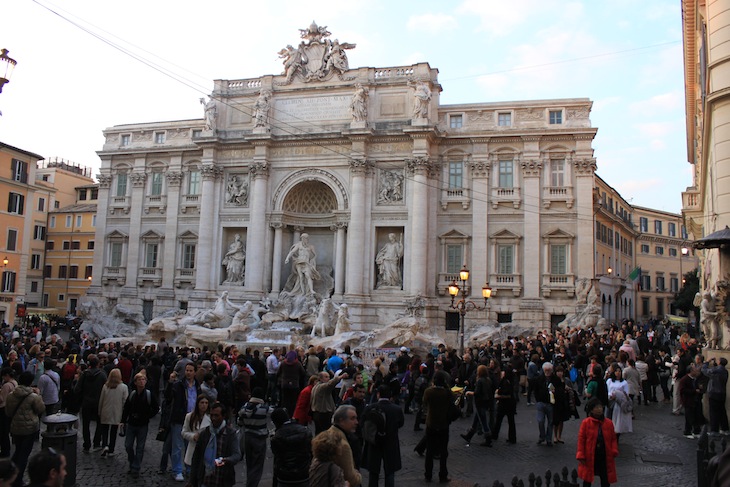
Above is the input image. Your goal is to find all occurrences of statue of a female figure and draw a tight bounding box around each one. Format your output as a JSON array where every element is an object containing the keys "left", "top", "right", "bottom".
[
  {"left": 222, "top": 234, "right": 245, "bottom": 284},
  {"left": 375, "top": 233, "right": 404, "bottom": 288},
  {"left": 412, "top": 81, "right": 431, "bottom": 119}
]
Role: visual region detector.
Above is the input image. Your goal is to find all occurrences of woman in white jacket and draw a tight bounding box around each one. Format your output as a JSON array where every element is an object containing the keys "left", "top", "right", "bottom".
[
  {"left": 181, "top": 394, "right": 211, "bottom": 474},
  {"left": 98, "top": 368, "right": 128, "bottom": 457}
]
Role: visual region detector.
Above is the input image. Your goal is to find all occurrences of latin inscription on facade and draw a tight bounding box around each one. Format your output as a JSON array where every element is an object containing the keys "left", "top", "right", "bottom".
[{"left": 274, "top": 96, "right": 350, "bottom": 123}]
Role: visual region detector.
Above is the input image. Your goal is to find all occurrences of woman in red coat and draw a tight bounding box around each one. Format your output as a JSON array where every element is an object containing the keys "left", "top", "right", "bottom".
[
  {"left": 576, "top": 398, "right": 619, "bottom": 487},
  {"left": 292, "top": 375, "right": 318, "bottom": 425}
]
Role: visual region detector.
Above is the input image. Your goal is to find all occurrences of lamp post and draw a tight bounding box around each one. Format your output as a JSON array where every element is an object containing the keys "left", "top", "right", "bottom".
[
  {"left": 2, "top": 257, "right": 7, "bottom": 268},
  {"left": 680, "top": 246, "right": 689, "bottom": 289},
  {"left": 448, "top": 265, "right": 491, "bottom": 357},
  {"left": 0, "top": 49, "right": 17, "bottom": 94}
]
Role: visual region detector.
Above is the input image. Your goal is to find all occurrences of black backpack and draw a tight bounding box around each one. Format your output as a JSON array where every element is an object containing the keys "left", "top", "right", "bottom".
[{"left": 362, "top": 404, "right": 386, "bottom": 446}]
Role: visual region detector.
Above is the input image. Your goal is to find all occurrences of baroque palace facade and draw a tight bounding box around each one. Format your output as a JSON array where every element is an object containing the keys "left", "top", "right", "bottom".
[{"left": 88, "top": 24, "right": 598, "bottom": 334}]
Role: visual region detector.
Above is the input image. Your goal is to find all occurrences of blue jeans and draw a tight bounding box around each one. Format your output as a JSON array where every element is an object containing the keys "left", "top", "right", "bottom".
[
  {"left": 536, "top": 402, "right": 554, "bottom": 444},
  {"left": 170, "top": 422, "right": 185, "bottom": 475},
  {"left": 125, "top": 423, "right": 148, "bottom": 473},
  {"left": 469, "top": 405, "right": 490, "bottom": 436}
]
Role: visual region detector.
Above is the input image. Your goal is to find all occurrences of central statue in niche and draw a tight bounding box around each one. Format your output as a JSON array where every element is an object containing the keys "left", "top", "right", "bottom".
[{"left": 284, "top": 233, "right": 321, "bottom": 296}]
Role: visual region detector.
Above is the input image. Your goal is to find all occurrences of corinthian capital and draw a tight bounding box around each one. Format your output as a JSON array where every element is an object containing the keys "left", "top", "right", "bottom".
[
  {"left": 406, "top": 156, "right": 434, "bottom": 176},
  {"left": 97, "top": 174, "right": 112, "bottom": 188},
  {"left": 130, "top": 172, "right": 147, "bottom": 187},
  {"left": 573, "top": 158, "right": 597, "bottom": 175},
  {"left": 349, "top": 158, "right": 373, "bottom": 175},
  {"left": 166, "top": 171, "right": 184, "bottom": 187},
  {"left": 250, "top": 162, "right": 269, "bottom": 178},
  {"left": 520, "top": 159, "right": 543, "bottom": 177},
  {"left": 201, "top": 164, "right": 221, "bottom": 181}
]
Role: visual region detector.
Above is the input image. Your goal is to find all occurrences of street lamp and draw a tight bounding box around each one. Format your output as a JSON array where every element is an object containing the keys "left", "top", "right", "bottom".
[
  {"left": 680, "top": 246, "right": 689, "bottom": 286},
  {"left": 2, "top": 257, "right": 7, "bottom": 267},
  {"left": 448, "top": 264, "right": 491, "bottom": 357},
  {"left": 0, "top": 49, "right": 17, "bottom": 94}
]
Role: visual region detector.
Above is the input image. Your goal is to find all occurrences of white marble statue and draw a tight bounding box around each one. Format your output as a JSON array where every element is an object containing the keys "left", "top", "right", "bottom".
[
  {"left": 253, "top": 90, "right": 272, "bottom": 128},
  {"left": 334, "top": 303, "right": 351, "bottom": 335},
  {"left": 375, "top": 233, "right": 404, "bottom": 288},
  {"left": 284, "top": 233, "right": 320, "bottom": 295},
  {"left": 278, "top": 43, "right": 307, "bottom": 83},
  {"left": 200, "top": 97, "right": 217, "bottom": 131},
  {"left": 325, "top": 39, "right": 355, "bottom": 74},
  {"left": 311, "top": 298, "right": 335, "bottom": 338},
  {"left": 411, "top": 81, "right": 432, "bottom": 119},
  {"left": 377, "top": 170, "right": 404, "bottom": 203},
  {"left": 350, "top": 83, "right": 368, "bottom": 122},
  {"left": 222, "top": 234, "right": 245, "bottom": 284},
  {"left": 701, "top": 290, "right": 721, "bottom": 349}
]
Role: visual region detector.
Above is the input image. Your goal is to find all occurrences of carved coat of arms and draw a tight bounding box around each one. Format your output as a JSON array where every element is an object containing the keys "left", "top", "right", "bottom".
[{"left": 277, "top": 21, "right": 356, "bottom": 85}]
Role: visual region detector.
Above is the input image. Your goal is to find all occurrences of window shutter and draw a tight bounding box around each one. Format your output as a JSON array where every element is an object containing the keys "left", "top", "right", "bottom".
[
  {"left": 9, "top": 272, "right": 15, "bottom": 292},
  {"left": 18, "top": 195, "right": 24, "bottom": 215}
]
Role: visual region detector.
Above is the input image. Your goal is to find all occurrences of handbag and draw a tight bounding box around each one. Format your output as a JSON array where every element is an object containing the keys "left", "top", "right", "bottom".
[{"left": 155, "top": 426, "right": 169, "bottom": 442}]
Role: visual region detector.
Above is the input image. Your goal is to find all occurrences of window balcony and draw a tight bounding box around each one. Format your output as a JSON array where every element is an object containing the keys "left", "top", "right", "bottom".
[
  {"left": 542, "top": 186, "right": 574, "bottom": 209},
  {"left": 102, "top": 266, "right": 126, "bottom": 286},
  {"left": 109, "top": 196, "right": 130, "bottom": 215},
  {"left": 541, "top": 274, "right": 575, "bottom": 297},
  {"left": 181, "top": 194, "right": 201, "bottom": 214},
  {"left": 175, "top": 268, "right": 196, "bottom": 288},
  {"left": 491, "top": 187, "right": 521, "bottom": 209},
  {"left": 491, "top": 274, "right": 522, "bottom": 297},
  {"left": 144, "top": 194, "right": 167, "bottom": 214},
  {"left": 440, "top": 187, "right": 470, "bottom": 210},
  {"left": 137, "top": 267, "right": 162, "bottom": 287},
  {"left": 437, "top": 272, "right": 467, "bottom": 296}
]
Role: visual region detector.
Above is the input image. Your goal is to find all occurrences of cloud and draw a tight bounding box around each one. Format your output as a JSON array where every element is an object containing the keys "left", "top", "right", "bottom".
[
  {"left": 629, "top": 91, "right": 684, "bottom": 116},
  {"left": 406, "top": 14, "right": 458, "bottom": 33}
]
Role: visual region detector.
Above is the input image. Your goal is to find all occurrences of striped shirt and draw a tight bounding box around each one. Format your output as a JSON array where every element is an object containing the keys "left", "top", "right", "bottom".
[{"left": 239, "top": 398, "right": 269, "bottom": 437}]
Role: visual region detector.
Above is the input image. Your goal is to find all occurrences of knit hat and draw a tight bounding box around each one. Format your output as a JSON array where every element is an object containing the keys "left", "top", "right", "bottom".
[{"left": 285, "top": 351, "right": 297, "bottom": 364}]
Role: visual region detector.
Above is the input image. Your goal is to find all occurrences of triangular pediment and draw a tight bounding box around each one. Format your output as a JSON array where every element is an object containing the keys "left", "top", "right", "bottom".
[
  {"left": 178, "top": 230, "right": 198, "bottom": 239},
  {"left": 106, "top": 230, "right": 128, "bottom": 239},
  {"left": 542, "top": 228, "right": 574, "bottom": 239},
  {"left": 439, "top": 229, "right": 469, "bottom": 240},
  {"left": 490, "top": 229, "right": 522, "bottom": 240},
  {"left": 140, "top": 230, "right": 164, "bottom": 240}
]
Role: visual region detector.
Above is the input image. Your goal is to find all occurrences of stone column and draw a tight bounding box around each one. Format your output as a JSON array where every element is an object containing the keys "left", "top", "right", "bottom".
[
  {"left": 521, "top": 149, "right": 542, "bottom": 298},
  {"left": 90, "top": 170, "right": 112, "bottom": 289},
  {"left": 270, "top": 223, "right": 284, "bottom": 294},
  {"left": 332, "top": 222, "right": 347, "bottom": 297},
  {"left": 195, "top": 157, "right": 220, "bottom": 291},
  {"left": 469, "top": 156, "right": 490, "bottom": 295},
  {"left": 345, "top": 159, "right": 371, "bottom": 296},
  {"left": 573, "top": 156, "right": 597, "bottom": 278},
  {"left": 161, "top": 167, "right": 183, "bottom": 289},
  {"left": 407, "top": 156, "right": 432, "bottom": 296},
  {"left": 245, "top": 156, "right": 269, "bottom": 292},
  {"left": 124, "top": 167, "right": 146, "bottom": 288}
]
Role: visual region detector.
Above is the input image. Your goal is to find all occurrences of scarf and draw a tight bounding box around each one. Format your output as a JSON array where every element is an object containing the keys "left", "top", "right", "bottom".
[{"left": 203, "top": 420, "right": 227, "bottom": 475}]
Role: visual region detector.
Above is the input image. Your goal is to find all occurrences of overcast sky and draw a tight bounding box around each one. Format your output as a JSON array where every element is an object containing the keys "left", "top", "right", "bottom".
[{"left": 3, "top": 0, "right": 687, "bottom": 212}]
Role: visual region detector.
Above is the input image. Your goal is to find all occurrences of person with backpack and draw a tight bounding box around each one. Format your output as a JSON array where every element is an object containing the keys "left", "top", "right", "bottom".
[
  {"left": 121, "top": 372, "right": 160, "bottom": 478},
  {"left": 361, "top": 385, "right": 404, "bottom": 487}
]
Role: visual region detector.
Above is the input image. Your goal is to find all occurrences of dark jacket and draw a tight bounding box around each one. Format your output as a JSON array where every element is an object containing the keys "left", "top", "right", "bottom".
[
  {"left": 74, "top": 367, "right": 107, "bottom": 410},
  {"left": 473, "top": 375, "right": 493, "bottom": 409},
  {"left": 122, "top": 387, "right": 160, "bottom": 426},
  {"left": 534, "top": 373, "right": 561, "bottom": 404},
  {"left": 277, "top": 360, "right": 306, "bottom": 391},
  {"left": 361, "top": 399, "right": 405, "bottom": 474},
  {"left": 167, "top": 378, "right": 201, "bottom": 425},
  {"left": 423, "top": 385, "right": 452, "bottom": 431},
  {"left": 270, "top": 420, "right": 313, "bottom": 482},
  {"left": 701, "top": 363, "right": 729, "bottom": 399},
  {"left": 190, "top": 423, "right": 242, "bottom": 487}
]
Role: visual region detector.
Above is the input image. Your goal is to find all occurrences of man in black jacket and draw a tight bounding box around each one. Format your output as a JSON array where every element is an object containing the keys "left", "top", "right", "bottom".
[
  {"left": 121, "top": 373, "right": 159, "bottom": 478},
  {"left": 362, "top": 385, "right": 405, "bottom": 487},
  {"left": 534, "top": 362, "right": 561, "bottom": 447},
  {"left": 270, "top": 408, "right": 312, "bottom": 487},
  {"left": 190, "top": 402, "right": 242, "bottom": 487},
  {"left": 74, "top": 354, "right": 107, "bottom": 452}
]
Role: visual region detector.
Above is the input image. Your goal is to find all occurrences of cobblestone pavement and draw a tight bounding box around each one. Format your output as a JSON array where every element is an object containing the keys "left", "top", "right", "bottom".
[{"left": 26, "top": 393, "right": 700, "bottom": 487}]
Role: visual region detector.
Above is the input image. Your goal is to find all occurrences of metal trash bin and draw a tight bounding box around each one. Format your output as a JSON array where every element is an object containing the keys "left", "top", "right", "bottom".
[{"left": 41, "top": 413, "right": 78, "bottom": 486}]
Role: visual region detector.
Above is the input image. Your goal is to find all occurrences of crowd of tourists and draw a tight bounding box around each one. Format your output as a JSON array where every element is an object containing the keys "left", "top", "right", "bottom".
[{"left": 0, "top": 317, "right": 726, "bottom": 486}]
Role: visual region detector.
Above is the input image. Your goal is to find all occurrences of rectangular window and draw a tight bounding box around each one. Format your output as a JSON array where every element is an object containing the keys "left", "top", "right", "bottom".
[
  {"left": 69, "top": 266, "right": 78, "bottom": 279},
  {"left": 497, "top": 313, "right": 513, "bottom": 324},
  {"left": 550, "top": 244, "right": 567, "bottom": 275},
  {"left": 640, "top": 217, "right": 648, "bottom": 233},
  {"left": 669, "top": 247, "right": 677, "bottom": 257},
  {"left": 642, "top": 297, "right": 650, "bottom": 316},
  {"left": 497, "top": 244, "right": 514, "bottom": 274},
  {"left": 1, "top": 271, "right": 16, "bottom": 292},
  {"left": 182, "top": 244, "right": 196, "bottom": 269},
  {"left": 46, "top": 241, "right": 54, "bottom": 251},
  {"left": 670, "top": 277, "right": 679, "bottom": 293},
  {"left": 7, "top": 193, "right": 24, "bottom": 215},
  {"left": 497, "top": 112, "right": 511, "bottom": 126},
  {"left": 76, "top": 215, "right": 82, "bottom": 227},
  {"left": 641, "top": 274, "right": 651, "bottom": 291},
  {"left": 58, "top": 265, "right": 68, "bottom": 279},
  {"left": 192, "top": 130, "right": 202, "bottom": 138},
  {"left": 656, "top": 276, "right": 665, "bottom": 291},
  {"left": 38, "top": 197, "right": 45, "bottom": 212},
  {"left": 154, "top": 132, "right": 166, "bottom": 144},
  {"left": 87, "top": 241, "right": 95, "bottom": 250},
  {"left": 44, "top": 265, "right": 52, "bottom": 278},
  {"left": 42, "top": 294, "right": 49, "bottom": 307},
  {"left": 668, "top": 222, "right": 676, "bottom": 237},
  {"left": 49, "top": 216, "right": 55, "bottom": 228},
  {"left": 116, "top": 174, "right": 128, "bottom": 197},
  {"left": 150, "top": 172, "right": 163, "bottom": 196},
  {"left": 33, "top": 225, "right": 45, "bottom": 241},
  {"left": 681, "top": 225, "right": 688, "bottom": 239},
  {"left": 498, "top": 160, "right": 513, "bottom": 188},
  {"left": 188, "top": 171, "right": 201, "bottom": 195},
  {"left": 121, "top": 134, "right": 130, "bottom": 146},
  {"left": 6, "top": 229, "right": 17, "bottom": 251},
  {"left": 550, "top": 159, "right": 565, "bottom": 186},
  {"left": 85, "top": 265, "right": 93, "bottom": 279},
  {"left": 54, "top": 201, "right": 59, "bottom": 209},
  {"left": 58, "top": 294, "right": 65, "bottom": 302},
  {"left": 656, "top": 246, "right": 664, "bottom": 255},
  {"left": 78, "top": 188, "right": 87, "bottom": 201},
  {"left": 30, "top": 281, "right": 38, "bottom": 293},
  {"left": 30, "top": 254, "right": 41, "bottom": 270},
  {"left": 446, "top": 245, "right": 463, "bottom": 274},
  {"left": 654, "top": 220, "right": 662, "bottom": 235},
  {"left": 71, "top": 241, "right": 80, "bottom": 250},
  {"left": 656, "top": 298, "right": 665, "bottom": 316},
  {"left": 448, "top": 162, "right": 463, "bottom": 189},
  {"left": 110, "top": 242, "right": 123, "bottom": 267},
  {"left": 615, "top": 231, "right": 620, "bottom": 249},
  {"left": 549, "top": 110, "right": 563, "bottom": 124},
  {"left": 62, "top": 241, "right": 70, "bottom": 250},
  {"left": 449, "top": 114, "right": 463, "bottom": 128},
  {"left": 145, "top": 243, "right": 159, "bottom": 268},
  {"left": 65, "top": 215, "right": 72, "bottom": 228},
  {"left": 11, "top": 159, "right": 28, "bottom": 183},
  {"left": 92, "top": 214, "right": 96, "bottom": 227},
  {"left": 641, "top": 244, "right": 649, "bottom": 253},
  {"left": 91, "top": 188, "right": 98, "bottom": 200}
]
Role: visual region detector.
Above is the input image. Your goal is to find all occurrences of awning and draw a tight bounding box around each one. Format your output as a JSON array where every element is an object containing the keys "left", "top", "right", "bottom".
[
  {"left": 693, "top": 225, "right": 730, "bottom": 249},
  {"left": 26, "top": 307, "right": 63, "bottom": 315},
  {"left": 665, "top": 314, "right": 689, "bottom": 324}
]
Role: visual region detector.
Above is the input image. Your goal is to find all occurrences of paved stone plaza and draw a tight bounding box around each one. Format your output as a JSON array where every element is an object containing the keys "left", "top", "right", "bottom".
[{"left": 26, "top": 392, "right": 700, "bottom": 487}]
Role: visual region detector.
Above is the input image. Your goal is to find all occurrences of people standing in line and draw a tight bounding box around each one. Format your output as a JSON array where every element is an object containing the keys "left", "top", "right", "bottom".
[
  {"left": 312, "top": 405, "right": 361, "bottom": 487},
  {"left": 702, "top": 357, "right": 729, "bottom": 435},
  {"left": 460, "top": 364, "right": 493, "bottom": 446},
  {"left": 36, "top": 359, "right": 60, "bottom": 416},
  {"left": 73, "top": 354, "right": 107, "bottom": 452},
  {"left": 182, "top": 394, "right": 211, "bottom": 475},
  {"left": 361, "top": 385, "right": 404, "bottom": 487},
  {"left": 97, "top": 368, "right": 128, "bottom": 457},
  {"left": 189, "top": 402, "right": 241, "bottom": 487},
  {"left": 577, "top": 399, "right": 619, "bottom": 487},
  {"left": 167, "top": 362, "right": 201, "bottom": 482},
  {"left": 270, "top": 407, "right": 312, "bottom": 487},
  {"left": 310, "top": 371, "right": 347, "bottom": 435},
  {"left": 239, "top": 387, "right": 270, "bottom": 487},
  {"left": 422, "top": 372, "right": 453, "bottom": 483},
  {"left": 5, "top": 371, "right": 44, "bottom": 487},
  {"left": 0, "top": 368, "right": 17, "bottom": 458},
  {"left": 121, "top": 373, "right": 160, "bottom": 478}
]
